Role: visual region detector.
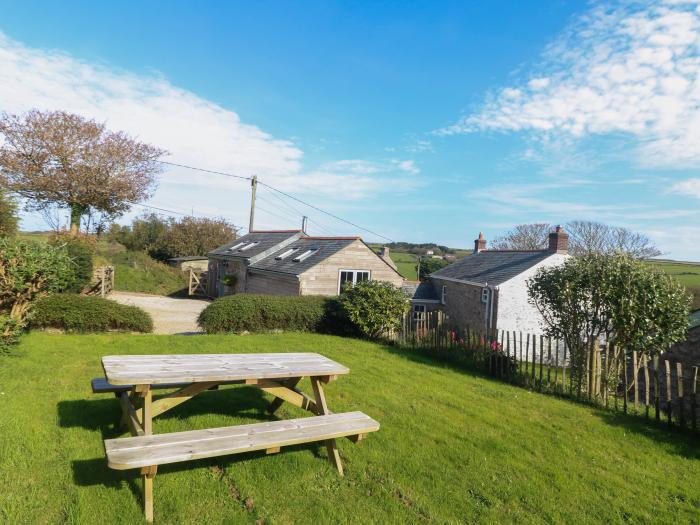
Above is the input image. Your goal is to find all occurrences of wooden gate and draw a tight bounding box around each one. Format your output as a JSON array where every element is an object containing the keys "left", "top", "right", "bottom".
[
  {"left": 85, "top": 266, "right": 114, "bottom": 297},
  {"left": 188, "top": 269, "right": 208, "bottom": 296}
]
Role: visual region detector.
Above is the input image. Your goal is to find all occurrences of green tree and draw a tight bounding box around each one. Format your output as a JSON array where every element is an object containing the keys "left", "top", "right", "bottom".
[
  {"left": 528, "top": 253, "right": 691, "bottom": 394},
  {"left": 0, "top": 190, "right": 19, "bottom": 237},
  {"left": 339, "top": 280, "right": 408, "bottom": 339},
  {"left": 417, "top": 257, "right": 448, "bottom": 281}
]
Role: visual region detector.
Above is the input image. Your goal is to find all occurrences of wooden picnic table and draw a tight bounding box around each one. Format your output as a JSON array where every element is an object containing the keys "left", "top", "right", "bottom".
[{"left": 97, "top": 352, "right": 378, "bottom": 522}]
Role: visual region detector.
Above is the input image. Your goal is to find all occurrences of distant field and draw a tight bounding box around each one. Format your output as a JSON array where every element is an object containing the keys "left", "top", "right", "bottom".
[
  {"left": 648, "top": 260, "right": 700, "bottom": 309},
  {"left": 389, "top": 252, "right": 419, "bottom": 280}
]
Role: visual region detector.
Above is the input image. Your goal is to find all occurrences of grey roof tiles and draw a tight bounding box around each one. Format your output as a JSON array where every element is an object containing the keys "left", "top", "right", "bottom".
[{"left": 430, "top": 250, "right": 554, "bottom": 286}]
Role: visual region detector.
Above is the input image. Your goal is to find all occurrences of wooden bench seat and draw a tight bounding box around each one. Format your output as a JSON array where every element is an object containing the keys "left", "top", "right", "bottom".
[
  {"left": 105, "top": 411, "right": 379, "bottom": 470},
  {"left": 91, "top": 377, "right": 241, "bottom": 394}
]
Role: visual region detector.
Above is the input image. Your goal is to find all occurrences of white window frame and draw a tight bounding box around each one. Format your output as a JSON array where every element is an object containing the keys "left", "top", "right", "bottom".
[
  {"left": 412, "top": 303, "right": 427, "bottom": 321},
  {"left": 441, "top": 285, "right": 447, "bottom": 305},
  {"left": 481, "top": 287, "right": 490, "bottom": 304},
  {"left": 337, "top": 269, "right": 371, "bottom": 294}
]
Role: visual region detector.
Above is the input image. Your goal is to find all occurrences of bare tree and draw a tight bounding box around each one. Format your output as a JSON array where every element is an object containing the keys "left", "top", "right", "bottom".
[
  {"left": 0, "top": 110, "right": 166, "bottom": 235},
  {"left": 566, "top": 220, "right": 662, "bottom": 259},
  {"left": 491, "top": 223, "right": 550, "bottom": 250},
  {"left": 491, "top": 220, "right": 662, "bottom": 259}
]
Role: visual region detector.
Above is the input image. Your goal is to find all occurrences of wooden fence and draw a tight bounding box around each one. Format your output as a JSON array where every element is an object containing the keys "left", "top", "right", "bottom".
[
  {"left": 188, "top": 270, "right": 208, "bottom": 296},
  {"left": 84, "top": 266, "right": 114, "bottom": 298},
  {"left": 392, "top": 311, "right": 700, "bottom": 432}
]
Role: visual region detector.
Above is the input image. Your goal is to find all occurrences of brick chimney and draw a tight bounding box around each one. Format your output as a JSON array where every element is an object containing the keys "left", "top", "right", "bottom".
[
  {"left": 474, "top": 232, "right": 487, "bottom": 253},
  {"left": 548, "top": 225, "right": 569, "bottom": 254}
]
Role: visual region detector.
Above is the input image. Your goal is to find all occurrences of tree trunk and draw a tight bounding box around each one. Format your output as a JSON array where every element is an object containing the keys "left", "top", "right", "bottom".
[{"left": 69, "top": 203, "right": 86, "bottom": 236}]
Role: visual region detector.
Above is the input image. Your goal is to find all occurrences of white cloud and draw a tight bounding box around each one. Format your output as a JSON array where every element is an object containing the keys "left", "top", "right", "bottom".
[
  {"left": 670, "top": 177, "right": 700, "bottom": 198},
  {"left": 440, "top": 1, "right": 700, "bottom": 169},
  {"left": 0, "top": 32, "right": 411, "bottom": 232}
]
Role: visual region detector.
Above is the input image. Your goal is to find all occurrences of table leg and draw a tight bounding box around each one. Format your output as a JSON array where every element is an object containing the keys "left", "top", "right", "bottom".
[
  {"left": 265, "top": 377, "right": 305, "bottom": 414},
  {"left": 310, "top": 377, "right": 343, "bottom": 476},
  {"left": 135, "top": 385, "right": 155, "bottom": 521}
]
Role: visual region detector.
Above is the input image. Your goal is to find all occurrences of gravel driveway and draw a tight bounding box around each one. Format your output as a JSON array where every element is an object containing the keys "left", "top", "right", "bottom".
[{"left": 109, "top": 291, "right": 210, "bottom": 334}]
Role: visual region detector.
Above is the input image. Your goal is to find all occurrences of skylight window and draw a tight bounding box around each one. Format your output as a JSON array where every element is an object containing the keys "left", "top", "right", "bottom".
[
  {"left": 239, "top": 242, "right": 259, "bottom": 251},
  {"left": 275, "top": 248, "right": 299, "bottom": 260},
  {"left": 292, "top": 249, "right": 318, "bottom": 262},
  {"left": 227, "top": 242, "right": 246, "bottom": 251}
]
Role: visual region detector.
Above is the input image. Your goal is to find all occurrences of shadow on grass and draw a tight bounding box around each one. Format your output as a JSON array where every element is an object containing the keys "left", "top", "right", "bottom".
[
  {"left": 382, "top": 342, "right": 700, "bottom": 458},
  {"left": 57, "top": 386, "right": 274, "bottom": 432}
]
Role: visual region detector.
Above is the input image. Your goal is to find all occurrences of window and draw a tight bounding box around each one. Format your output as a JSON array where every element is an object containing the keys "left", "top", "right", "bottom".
[
  {"left": 275, "top": 247, "right": 298, "bottom": 260},
  {"left": 239, "top": 242, "right": 259, "bottom": 251},
  {"left": 227, "top": 242, "right": 246, "bottom": 251},
  {"left": 441, "top": 285, "right": 447, "bottom": 305},
  {"left": 481, "top": 287, "right": 490, "bottom": 304},
  {"left": 292, "top": 249, "right": 318, "bottom": 262},
  {"left": 413, "top": 304, "right": 426, "bottom": 321},
  {"left": 338, "top": 270, "right": 371, "bottom": 292}
]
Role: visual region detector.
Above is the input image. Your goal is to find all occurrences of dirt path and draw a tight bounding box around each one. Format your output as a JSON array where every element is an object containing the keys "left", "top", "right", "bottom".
[{"left": 109, "top": 291, "right": 210, "bottom": 334}]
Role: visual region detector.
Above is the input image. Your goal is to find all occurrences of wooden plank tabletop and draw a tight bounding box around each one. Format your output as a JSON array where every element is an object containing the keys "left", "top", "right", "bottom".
[{"left": 102, "top": 353, "right": 350, "bottom": 385}]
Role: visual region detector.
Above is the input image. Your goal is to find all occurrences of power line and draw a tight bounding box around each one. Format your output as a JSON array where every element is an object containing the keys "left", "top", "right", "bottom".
[
  {"left": 257, "top": 181, "right": 394, "bottom": 242},
  {"left": 128, "top": 201, "right": 190, "bottom": 216},
  {"left": 158, "top": 161, "right": 394, "bottom": 242},
  {"left": 158, "top": 160, "right": 252, "bottom": 181}
]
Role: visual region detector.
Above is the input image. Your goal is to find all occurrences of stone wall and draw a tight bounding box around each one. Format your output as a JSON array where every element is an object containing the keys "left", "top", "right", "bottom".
[{"left": 428, "top": 278, "right": 492, "bottom": 333}]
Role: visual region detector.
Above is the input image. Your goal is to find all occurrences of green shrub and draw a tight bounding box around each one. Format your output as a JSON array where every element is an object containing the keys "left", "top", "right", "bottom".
[
  {"left": 198, "top": 294, "right": 348, "bottom": 334},
  {"left": 1, "top": 238, "right": 76, "bottom": 350},
  {"left": 49, "top": 235, "right": 95, "bottom": 293},
  {"left": 339, "top": 280, "right": 409, "bottom": 339},
  {"left": 31, "top": 294, "right": 153, "bottom": 333}
]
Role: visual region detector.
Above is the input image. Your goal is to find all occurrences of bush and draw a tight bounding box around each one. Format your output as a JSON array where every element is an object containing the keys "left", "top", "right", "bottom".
[
  {"left": 0, "top": 190, "right": 18, "bottom": 237},
  {"left": 0, "top": 238, "right": 75, "bottom": 349},
  {"left": 198, "top": 294, "right": 347, "bottom": 334},
  {"left": 31, "top": 294, "right": 153, "bottom": 333},
  {"left": 339, "top": 280, "right": 409, "bottom": 339},
  {"left": 48, "top": 234, "right": 95, "bottom": 293}
]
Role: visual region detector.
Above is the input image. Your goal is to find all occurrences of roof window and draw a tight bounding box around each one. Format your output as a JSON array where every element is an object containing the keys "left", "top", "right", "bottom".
[
  {"left": 275, "top": 247, "right": 299, "bottom": 260},
  {"left": 292, "top": 249, "right": 318, "bottom": 262},
  {"left": 227, "top": 242, "right": 246, "bottom": 251},
  {"left": 238, "top": 242, "right": 259, "bottom": 251}
]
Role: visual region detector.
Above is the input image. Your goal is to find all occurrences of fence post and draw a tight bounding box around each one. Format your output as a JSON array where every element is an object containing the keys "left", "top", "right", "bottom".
[
  {"left": 632, "top": 351, "right": 639, "bottom": 414},
  {"left": 643, "top": 354, "right": 650, "bottom": 419},
  {"left": 622, "top": 351, "right": 628, "bottom": 413},
  {"left": 603, "top": 343, "right": 609, "bottom": 408},
  {"left": 546, "top": 337, "right": 552, "bottom": 390},
  {"left": 561, "top": 342, "right": 567, "bottom": 397},
  {"left": 654, "top": 356, "right": 660, "bottom": 421},
  {"left": 531, "top": 334, "right": 537, "bottom": 386},
  {"left": 677, "top": 361, "right": 685, "bottom": 429},
  {"left": 538, "top": 335, "right": 544, "bottom": 390},
  {"left": 692, "top": 366, "right": 698, "bottom": 432},
  {"left": 665, "top": 359, "right": 673, "bottom": 427}
]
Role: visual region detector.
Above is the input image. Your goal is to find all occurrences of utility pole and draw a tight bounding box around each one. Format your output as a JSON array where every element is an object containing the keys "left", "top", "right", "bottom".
[
  {"left": 301, "top": 215, "right": 308, "bottom": 233},
  {"left": 248, "top": 175, "right": 258, "bottom": 232}
]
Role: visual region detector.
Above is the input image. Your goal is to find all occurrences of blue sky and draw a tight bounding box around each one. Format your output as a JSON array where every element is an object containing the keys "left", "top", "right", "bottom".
[{"left": 1, "top": 1, "right": 699, "bottom": 259}]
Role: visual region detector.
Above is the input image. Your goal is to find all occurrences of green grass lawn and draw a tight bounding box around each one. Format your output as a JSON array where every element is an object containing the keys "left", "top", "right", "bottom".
[{"left": 1, "top": 333, "right": 699, "bottom": 524}]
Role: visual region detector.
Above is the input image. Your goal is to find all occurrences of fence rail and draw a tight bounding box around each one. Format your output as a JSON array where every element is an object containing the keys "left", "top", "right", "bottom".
[{"left": 392, "top": 311, "right": 699, "bottom": 432}]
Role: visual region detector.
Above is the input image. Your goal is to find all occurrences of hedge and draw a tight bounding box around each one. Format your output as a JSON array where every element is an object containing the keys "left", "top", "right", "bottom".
[
  {"left": 198, "top": 294, "right": 351, "bottom": 334},
  {"left": 31, "top": 294, "right": 153, "bottom": 333}
]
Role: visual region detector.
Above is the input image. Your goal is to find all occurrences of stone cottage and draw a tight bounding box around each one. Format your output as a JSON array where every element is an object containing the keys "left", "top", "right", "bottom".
[
  {"left": 416, "top": 227, "right": 570, "bottom": 335},
  {"left": 207, "top": 229, "right": 403, "bottom": 297}
]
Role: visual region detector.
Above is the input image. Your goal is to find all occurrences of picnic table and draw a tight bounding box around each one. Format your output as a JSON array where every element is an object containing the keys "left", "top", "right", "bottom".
[{"left": 94, "top": 352, "right": 379, "bottom": 522}]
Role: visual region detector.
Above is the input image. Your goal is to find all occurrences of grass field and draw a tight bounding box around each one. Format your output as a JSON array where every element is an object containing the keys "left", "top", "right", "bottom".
[
  {"left": 1, "top": 332, "right": 699, "bottom": 524},
  {"left": 388, "top": 251, "right": 419, "bottom": 280}
]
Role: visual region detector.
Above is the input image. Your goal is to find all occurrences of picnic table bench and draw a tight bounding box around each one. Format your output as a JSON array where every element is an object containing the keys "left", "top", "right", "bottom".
[{"left": 95, "top": 353, "right": 379, "bottom": 522}]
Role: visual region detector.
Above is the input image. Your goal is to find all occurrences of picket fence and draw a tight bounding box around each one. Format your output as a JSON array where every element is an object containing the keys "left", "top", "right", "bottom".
[{"left": 393, "top": 311, "right": 699, "bottom": 432}]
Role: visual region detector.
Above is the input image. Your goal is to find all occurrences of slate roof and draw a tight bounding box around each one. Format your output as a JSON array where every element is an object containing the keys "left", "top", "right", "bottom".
[
  {"left": 209, "top": 230, "right": 303, "bottom": 259},
  {"left": 402, "top": 281, "right": 440, "bottom": 301},
  {"left": 250, "top": 237, "right": 357, "bottom": 276},
  {"left": 429, "top": 250, "right": 555, "bottom": 286}
]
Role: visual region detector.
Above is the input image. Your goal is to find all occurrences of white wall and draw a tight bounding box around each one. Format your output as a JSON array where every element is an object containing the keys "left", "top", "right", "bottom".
[{"left": 496, "top": 254, "right": 568, "bottom": 336}]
